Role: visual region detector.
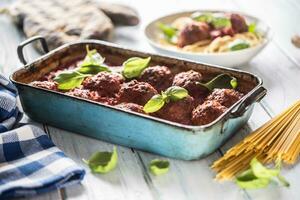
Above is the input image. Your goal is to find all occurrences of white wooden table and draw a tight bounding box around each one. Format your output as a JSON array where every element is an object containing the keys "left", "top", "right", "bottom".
[{"left": 1, "top": 0, "right": 300, "bottom": 199}]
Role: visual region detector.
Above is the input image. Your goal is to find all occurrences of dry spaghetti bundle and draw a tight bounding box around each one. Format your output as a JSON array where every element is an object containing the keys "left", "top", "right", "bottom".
[{"left": 212, "top": 100, "right": 300, "bottom": 180}]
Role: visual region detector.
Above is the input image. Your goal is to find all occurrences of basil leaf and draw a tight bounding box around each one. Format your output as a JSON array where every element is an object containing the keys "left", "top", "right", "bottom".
[
  {"left": 83, "top": 147, "right": 118, "bottom": 174},
  {"left": 122, "top": 57, "right": 151, "bottom": 79},
  {"left": 143, "top": 94, "right": 165, "bottom": 113},
  {"left": 78, "top": 64, "right": 111, "bottom": 74},
  {"left": 53, "top": 71, "right": 90, "bottom": 90},
  {"left": 229, "top": 39, "right": 250, "bottom": 51},
  {"left": 81, "top": 46, "right": 105, "bottom": 67},
  {"left": 191, "top": 12, "right": 214, "bottom": 23},
  {"left": 248, "top": 23, "right": 256, "bottom": 33},
  {"left": 197, "top": 74, "right": 238, "bottom": 91},
  {"left": 235, "top": 158, "right": 290, "bottom": 189},
  {"left": 251, "top": 158, "right": 279, "bottom": 179},
  {"left": 149, "top": 159, "right": 170, "bottom": 175},
  {"left": 157, "top": 22, "right": 178, "bottom": 39},
  {"left": 212, "top": 17, "right": 231, "bottom": 29},
  {"left": 165, "top": 86, "right": 188, "bottom": 101}
]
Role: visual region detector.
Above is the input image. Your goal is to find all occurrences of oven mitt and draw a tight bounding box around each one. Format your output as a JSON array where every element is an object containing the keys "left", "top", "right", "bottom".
[{"left": 0, "top": 75, "right": 85, "bottom": 198}]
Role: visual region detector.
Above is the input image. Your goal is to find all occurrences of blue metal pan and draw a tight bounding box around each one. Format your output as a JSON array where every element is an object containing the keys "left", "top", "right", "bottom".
[{"left": 11, "top": 36, "right": 266, "bottom": 160}]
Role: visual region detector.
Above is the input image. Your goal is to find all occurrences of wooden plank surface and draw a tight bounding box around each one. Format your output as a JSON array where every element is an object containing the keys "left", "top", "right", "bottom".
[{"left": 1, "top": 0, "right": 300, "bottom": 199}]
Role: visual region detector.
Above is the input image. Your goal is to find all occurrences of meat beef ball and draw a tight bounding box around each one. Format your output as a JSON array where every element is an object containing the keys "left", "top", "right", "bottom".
[
  {"left": 172, "top": 70, "right": 207, "bottom": 103},
  {"left": 115, "top": 103, "right": 145, "bottom": 114},
  {"left": 229, "top": 14, "right": 248, "bottom": 33},
  {"left": 154, "top": 95, "right": 195, "bottom": 125},
  {"left": 192, "top": 100, "right": 227, "bottom": 125},
  {"left": 31, "top": 81, "right": 58, "bottom": 91},
  {"left": 139, "top": 65, "right": 173, "bottom": 92},
  {"left": 206, "top": 88, "right": 243, "bottom": 108},
  {"left": 66, "top": 88, "right": 117, "bottom": 105},
  {"left": 82, "top": 72, "right": 124, "bottom": 97},
  {"left": 177, "top": 22, "right": 210, "bottom": 47},
  {"left": 117, "top": 80, "right": 158, "bottom": 105}
]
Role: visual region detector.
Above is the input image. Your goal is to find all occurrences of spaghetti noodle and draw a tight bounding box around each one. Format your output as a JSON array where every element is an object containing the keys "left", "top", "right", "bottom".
[{"left": 212, "top": 101, "right": 300, "bottom": 180}]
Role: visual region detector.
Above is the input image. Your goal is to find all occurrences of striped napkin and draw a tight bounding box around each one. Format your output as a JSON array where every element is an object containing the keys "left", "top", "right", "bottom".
[{"left": 0, "top": 74, "right": 85, "bottom": 198}]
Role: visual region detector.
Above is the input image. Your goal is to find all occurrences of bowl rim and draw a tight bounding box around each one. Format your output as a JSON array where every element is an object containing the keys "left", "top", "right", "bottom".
[{"left": 144, "top": 9, "right": 273, "bottom": 57}]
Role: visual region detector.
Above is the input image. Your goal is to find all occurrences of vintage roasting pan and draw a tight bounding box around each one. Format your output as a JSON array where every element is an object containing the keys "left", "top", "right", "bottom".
[{"left": 11, "top": 36, "right": 266, "bottom": 160}]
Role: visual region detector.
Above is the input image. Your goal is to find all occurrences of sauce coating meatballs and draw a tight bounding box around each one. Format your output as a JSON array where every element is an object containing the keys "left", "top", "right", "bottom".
[
  {"left": 206, "top": 88, "right": 243, "bottom": 108},
  {"left": 117, "top": 80, "right": 158, "bottom": 105},
  {"left": 66, "top": 88, "right": 117, "bottom": 105},
  {"left": 139, "top": 65, "right": 173, "bottom": 92},
  {"left": 82, "top": 72, "right": 124, "bottom": 97},
  {"left": 172, "top": 70, "right": 207, "bottom": 103},
  {"left": 177, "top": 22, "right": 210, "bottom": 47},
  {"left": 155, "top": 95, "right": 195, "bottom": 125},
  {"left": 192, "top": 100, "right": 227, "bottom": 125},
  {"left": 31, "top": 81, "right": 58, "bottom": 91},
  {"left": 115, "top": 103, "right": 145, "bottom": 114},
  {"left": 229, "top": 14, "right": 248, "bottom": 33}
]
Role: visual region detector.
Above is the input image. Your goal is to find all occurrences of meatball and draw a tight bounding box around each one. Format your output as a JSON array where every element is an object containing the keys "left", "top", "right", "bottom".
[
  {"left": 229, "top": 14, "right": 248, "bottom": 33},
  {"left": 172, "top": 70, "right": 207, "bottom": 102},
  {"left": 206, "top": 88, "right": 243, "bottom": 108},
  {"left": 192, "top": 100, "right": 227, "bottom": 125},
  {"left": 82, "top": 72, "right": 124, "bottom": 97},
  {"left": 31, "top": 81, "right": 58, "bottom": 91},
  {"left": 115, "top": 103, "right": 145, "bottom": 114},
  {"left": 139, "top": 66, "right": 173, "bottom": 92},
  {"left": 154, "top": 95, "right": 195, "bottom": 125},
  {"left": 66, "top": 88, "right": 117, "bottom": 105},
  {"left": 117, "top": 80, "right": 158, "bottom": 105},
  {"left": 177, "top": 22, "right": 210, "bottom": 47}
]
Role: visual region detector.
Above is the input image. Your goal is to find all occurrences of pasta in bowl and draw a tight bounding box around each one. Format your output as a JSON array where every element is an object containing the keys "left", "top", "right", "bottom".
[{"left": 145, "top": 10, "right": 272, "bottom": 68}]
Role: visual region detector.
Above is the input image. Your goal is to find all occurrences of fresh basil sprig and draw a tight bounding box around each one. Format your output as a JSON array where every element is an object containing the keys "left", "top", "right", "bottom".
[
  {"left": 191, "top": 12, "right": 214, "bottom": 23},
  {"left": 157, "top": 22, "right": 178, "bottom": 39},
  {"left": 143, "top": 86, "right": 188, "bottom": 113},
  {"left": 236, "top": 158, "right": 289, "bottom": 189},
  {"left": 229, "top": 39, "right": 250, "bottom": 51},
  {"left": 54, "top": 46, "right": 110, "bottom": 90},
  {"left": 122, "top": 57, "right": 151, "bottom": 79},
  {"left": 149, "top": 159, "right": 170, "bottom": 176},
  {"left": 212, "top": 17, "right": 231, "bottom": 29},
  {"left": 248, "top": 23, "right": 256, "bottom": 33},
  {"left": 196, "top": 74, "right": 238, "bottom": 92},
  {"left": 83, "top": 147, "right": 118, "bottom": 174},
  {"left": 53, "top": 71, "right": 90, "bottom": 90}
]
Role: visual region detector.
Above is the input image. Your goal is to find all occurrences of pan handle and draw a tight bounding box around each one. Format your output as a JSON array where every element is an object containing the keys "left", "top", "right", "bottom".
[
  {"left": 17, "top": 36, "right": 49, "bottom": 65},
  {"left": 230, "top": 86, "right": 267, "bottom": 118}
]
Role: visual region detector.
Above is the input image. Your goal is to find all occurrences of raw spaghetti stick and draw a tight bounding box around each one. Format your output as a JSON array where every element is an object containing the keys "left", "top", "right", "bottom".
[{"left": 212, "top": 100, "right": 300, "bottom": 180}]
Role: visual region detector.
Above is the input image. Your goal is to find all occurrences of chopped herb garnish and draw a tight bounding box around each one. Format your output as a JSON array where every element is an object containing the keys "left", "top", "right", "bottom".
[
  {"left": 212, "top": 17, "right": 231, "bottom": 29},
  {"left": 229, "top": 39, "right": 250, "bottom": 51},
  {"left": 248, "top": 23, "right": 257, "bottom": 33},
  {"left": 53, "top": 71, "right": 90, "bottom": 90},
  {"left": 191, "top": 12, "right": 214, "bottom": 23}
]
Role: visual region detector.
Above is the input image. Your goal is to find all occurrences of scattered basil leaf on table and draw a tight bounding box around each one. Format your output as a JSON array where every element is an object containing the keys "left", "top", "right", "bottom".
[
  {"left": 149, "top": 159, "right": 170, "bottom": 175},
  {"left": 248, "top": 23, "right": 257, "bottom": 33},
  {"left": 192, "top": 12, "right": 214, "bottom": 23},
  {"left": 157, "top": 22, "right": 178, "bottom": 39},
  {"left": 53, "top": 71, "right": 90, "bottom": 90},
  {"left": 196, "top": 74, "right": 238, "bottom": 92},
  {"left": 229, "top": 39, "right": 250, "bottom": 51},
  {"left": 235, "top": 158, "right": 289, "bottom": 189},
  {"left": 143, "top": 86, "right": 188, "bottom": 113},
  {"left": 212, "top": 17, "right": 231, "bottom": 29},
  {"left": 122, "top": 57, "right": 151, "bottom": 79},
  {"left": 83, "top": 147, "right": 118, "bottom": 174}
]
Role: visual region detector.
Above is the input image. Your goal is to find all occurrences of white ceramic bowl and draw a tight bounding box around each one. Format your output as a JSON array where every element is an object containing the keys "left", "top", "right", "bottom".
[{"left": 145, "top": 10, "right": 272, "bottom": 68}]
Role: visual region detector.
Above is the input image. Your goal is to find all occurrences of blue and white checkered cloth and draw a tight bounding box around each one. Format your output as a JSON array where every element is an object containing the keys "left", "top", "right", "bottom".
[{"left": 0, "top": 75, "right": 85, "bottom": 199}]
